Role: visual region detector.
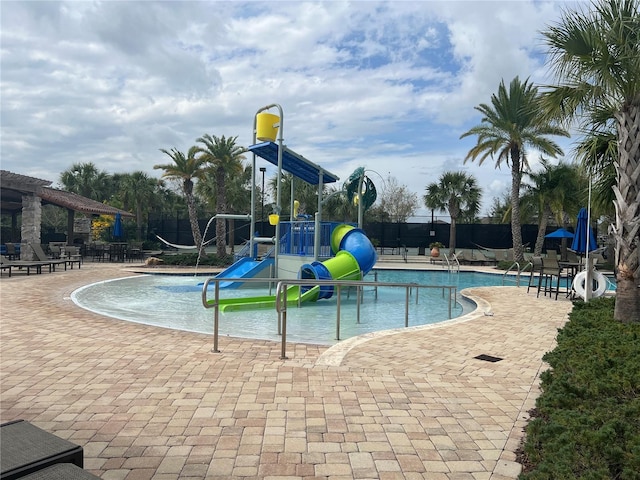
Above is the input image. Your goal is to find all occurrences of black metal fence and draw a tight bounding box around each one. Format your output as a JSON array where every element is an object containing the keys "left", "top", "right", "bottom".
[{"left": 147, "top": 215, "right": 553, "bottom": 252}]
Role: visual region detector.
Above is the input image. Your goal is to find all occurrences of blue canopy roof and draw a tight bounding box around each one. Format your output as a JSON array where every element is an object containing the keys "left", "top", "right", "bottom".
[{"left": 248, "top": 142, "right": 340, "bottom": 186}]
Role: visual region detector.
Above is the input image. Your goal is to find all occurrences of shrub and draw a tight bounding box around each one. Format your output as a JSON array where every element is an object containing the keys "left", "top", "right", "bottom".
[
  {"left": 519, "top": 297, "right": 640, "bottom": 479},
  {"left": 158, "top": 253, "right": 232, "bottom": 267}
]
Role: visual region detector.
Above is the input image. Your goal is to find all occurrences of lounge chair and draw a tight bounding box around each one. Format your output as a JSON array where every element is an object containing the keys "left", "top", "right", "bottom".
[
  {"left": 454, "top": 249, "right": 483, "bottom": 265},
  {"left": 0, "top": 255, "right": 53, "bottom": 275},
  {"left": 0, "top": 258, "right": 12, "bottom": 277},
  {"left": 472, "top": 249, "right": 496, "bottom": 265},
  {"left": 29, "top": 243, "right": 81, "bottom": 270},
  {"left": 452, "top": 250, "right": 468, "bottom": 265}
]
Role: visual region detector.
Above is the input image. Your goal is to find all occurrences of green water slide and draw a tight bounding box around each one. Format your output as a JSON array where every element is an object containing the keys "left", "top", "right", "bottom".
[{"left": 216, "top": 285, "right": 321, "bottom": 312}]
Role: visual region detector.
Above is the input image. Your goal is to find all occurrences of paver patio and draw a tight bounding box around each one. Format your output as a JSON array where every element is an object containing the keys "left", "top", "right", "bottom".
[{"left": 0, "top": 261, "right": 572, "bottom": 479}]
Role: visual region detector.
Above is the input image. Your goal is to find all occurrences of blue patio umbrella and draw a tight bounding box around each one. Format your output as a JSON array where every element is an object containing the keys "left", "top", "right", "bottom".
[
  {"left": 571, "top": 208, "right": 597, "bottom": 254},
  {"left": 545, "top": 228, "right": 574, "bottom": 239},
  {"left": 113, "top": 212, "right": 123, "bottom": 238}
]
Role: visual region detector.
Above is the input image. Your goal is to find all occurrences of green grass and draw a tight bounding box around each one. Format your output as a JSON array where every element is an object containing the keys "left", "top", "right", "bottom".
[{"left": 519, "top": 297, "right": 640, "bottom": 479}]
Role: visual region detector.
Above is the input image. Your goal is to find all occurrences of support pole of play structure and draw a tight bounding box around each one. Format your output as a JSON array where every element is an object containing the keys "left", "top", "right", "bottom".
[
  {"left": 357, "top": 173, "right": 364, "bottom": 229},
  {"left": 253, "top": 104, "right": 283, "bottom": 274},
  {"left": 250, "top": 116, "right": 257, "bottom": 260},
  {"left": 314, "top": 168, "right": 325, "bottom": 262}
]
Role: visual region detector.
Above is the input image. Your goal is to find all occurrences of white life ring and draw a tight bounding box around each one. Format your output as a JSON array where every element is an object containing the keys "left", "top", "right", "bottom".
[{"left": 572, "top": 271, "right": 607, "bottom": 299}]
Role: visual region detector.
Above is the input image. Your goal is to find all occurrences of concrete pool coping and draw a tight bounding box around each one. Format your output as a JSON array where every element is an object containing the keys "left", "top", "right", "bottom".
[
  {"left": 70, "top": 267, "right": 489, "bottom": 348},
  {"left": 1, "top": 261, "right": 573, "bottom": 479}
]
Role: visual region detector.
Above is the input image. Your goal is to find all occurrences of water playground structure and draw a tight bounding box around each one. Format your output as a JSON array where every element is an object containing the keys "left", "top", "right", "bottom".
[
  {"left": 209, "top": 104, "right": 379, "bottom": 305},
  {"left": 216, "top": 223, "right": 377, "bottom": 311}
]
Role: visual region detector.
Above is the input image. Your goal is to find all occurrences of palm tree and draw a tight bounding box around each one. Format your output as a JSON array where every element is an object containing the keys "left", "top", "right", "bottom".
[
  {"left": 195, "top": 134, "right": 246, "bottom": 259},
  {"left": 268, "top": 173, "right": 322, "bottom": 219},
  {"left": 575, "top": 129, "right": 618, "bottom": 218},
  {"left": 523, "top": 160, "right": 584, "bottom": 256},
  {"left": 197, "top": 164, "right": 253, "bottom": 253},
  {"left": 488, "top": 193, "right": 512, "bottom": 224},
  {"left": 60, "top": 162, "right": 112, "bottom": 201},
  {"left": 541, "top": 0, "right": 639, "bottom": 322},
  {"left": 423, "top": 171, "right": 481, "bottom": 255},
  {"left": 460, "top": 77, "right": 569, "bottom": 263},
  {"left": 118, "top": 171, "right": 160, "bottom": 241},
  {"left": 154, "top": 146, "right": 206, "bottom": 256}
]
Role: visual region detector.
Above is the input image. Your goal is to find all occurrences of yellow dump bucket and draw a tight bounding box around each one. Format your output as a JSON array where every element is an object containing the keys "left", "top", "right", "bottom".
[
  {"left": 269, "top": 214, "right": 280, "bottom": 225},
  {"left": 256, "top": 112, "right": 280, "bottom": 142}
]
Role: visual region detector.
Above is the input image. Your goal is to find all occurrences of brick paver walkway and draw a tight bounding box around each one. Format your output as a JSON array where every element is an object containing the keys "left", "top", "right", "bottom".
[{"left": 0, "top": 262, "right": 572, "bottom": 479}]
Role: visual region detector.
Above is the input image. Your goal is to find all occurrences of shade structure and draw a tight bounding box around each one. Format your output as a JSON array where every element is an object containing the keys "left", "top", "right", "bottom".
[
  {"left": 113, "top": 212, "right": 123, "bottom": 238},
  {"left": 545, "top": 228, "right": 574, "bottom": 239},
  {"left": 571, "top": 208, "right": 597, "bottom": 254}
]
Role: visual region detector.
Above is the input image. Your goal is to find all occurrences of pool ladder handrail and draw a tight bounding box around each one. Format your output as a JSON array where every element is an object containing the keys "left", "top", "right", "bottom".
[
  {"left": 442, "top": 253, "right": 460, "bottom": 273},
  {"left": 202, "top": 276, "right": 458, "bottom": 359},
  {"left": 502, "top": 261, "right": 532, "bottom": 286}
]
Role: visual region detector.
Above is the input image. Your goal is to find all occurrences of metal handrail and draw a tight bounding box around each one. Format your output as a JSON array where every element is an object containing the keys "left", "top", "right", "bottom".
[
  {"left": 274, "top": 279, "right": 457, "bottom": 359},
  {"left": 202, "top": 276, "right": 458, "bottom": 359},
  {"left": 441, "top": 253, "right": 459, "bottom": 273},
  {"left": 450, "top": 253, "right": 460, "bottom": 273},
  {"left": 502, "top": 262, "right": 522, "bottom": 286}
]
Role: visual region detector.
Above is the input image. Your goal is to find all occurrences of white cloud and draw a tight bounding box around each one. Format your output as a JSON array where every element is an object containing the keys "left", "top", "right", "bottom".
[{"left": 1, "top": 0, "right": 584, "bottom": 215}]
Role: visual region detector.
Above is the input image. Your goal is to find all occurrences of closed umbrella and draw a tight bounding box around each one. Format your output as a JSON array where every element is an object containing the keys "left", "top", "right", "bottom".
[
  {"left": 113, "top": 212, "right": 123, "bottom": 239},
  {"left": 571, "top": 208, "right": 597, "bottom": 254}
]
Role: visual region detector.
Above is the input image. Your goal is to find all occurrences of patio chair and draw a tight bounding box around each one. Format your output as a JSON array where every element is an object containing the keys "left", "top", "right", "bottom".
[
  {"left": 64, "top": 245, "right": 83, "bottom": 264},
  {"left": 537, "top": 257, "right": 571, "bottom": 300},
  {"left": 546, "top": 249, "right": 559, "bottom": 260},
  {"left": 90, "top": 242, "right": 108, "bottom": 262},
  {"left": 126, "top": 243, "right": 144, "bottom": 263},
  {"left": 5, "top": 243, "right": 20, "bottom": 260}
]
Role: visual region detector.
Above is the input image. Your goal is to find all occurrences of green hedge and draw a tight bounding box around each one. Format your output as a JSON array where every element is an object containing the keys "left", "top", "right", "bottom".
[
  {"left": 520, "top": 297, "right": 640, "bottom": 479},
  {"left": 158, "top": 253, "right": 232, "bottom": 267}
]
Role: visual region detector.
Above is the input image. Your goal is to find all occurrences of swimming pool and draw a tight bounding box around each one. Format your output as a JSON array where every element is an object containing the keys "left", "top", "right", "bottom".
[{"left": 72, "top": 269, "right": 518, "bottom": 345}]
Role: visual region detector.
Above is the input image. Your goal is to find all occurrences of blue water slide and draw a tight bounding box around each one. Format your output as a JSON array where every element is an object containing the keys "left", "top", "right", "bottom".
[
  {"left": 338, "top": 227, "right": 377, "bottom": 274},
  {"left": 213, "top": 257, "right": 274, "bottom": 289}
]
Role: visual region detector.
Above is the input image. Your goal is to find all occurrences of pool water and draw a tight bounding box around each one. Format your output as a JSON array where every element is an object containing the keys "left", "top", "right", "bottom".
[{"left": 72, "top": 270, "right": 519, "bottom": 345}]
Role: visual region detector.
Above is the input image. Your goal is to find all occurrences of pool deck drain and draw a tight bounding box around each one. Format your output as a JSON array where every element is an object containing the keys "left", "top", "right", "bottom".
[
  {"left": 474, "top": 354, "right": 504, "bottom": 363},
  {"left": 1, "top": 261, "right": 573, "bottom": 479}
]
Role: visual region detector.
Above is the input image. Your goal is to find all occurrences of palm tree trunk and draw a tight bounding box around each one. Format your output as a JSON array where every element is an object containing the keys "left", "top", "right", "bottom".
[
  {"left": 448, "top": 219, "right": 457, "bottom": 256},
  {"left": 136, "top": 203, "right": 143, "bottom": 241},
  {"left": 612, "top": 105, "right": 640, "bottom": 323},
  {"left": 185, "top": 192, "right": 204, "bottom": 257},
  {"left": 510, "top": 147, "right": 525, "bottom": 263},
  {"left": 229, "top": 219, "right": 235, "bottom": 254},
  {"left": 533, "top": 204, "right": 551, "bottom": 256},
  {"left": 215, "top": 167, "right": 228, "bottom": 258}
]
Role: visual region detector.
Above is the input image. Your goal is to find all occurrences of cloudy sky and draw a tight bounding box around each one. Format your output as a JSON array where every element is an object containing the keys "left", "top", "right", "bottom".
[{"left": 1, "top": 0, "right": 586, "bottom": 218}]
